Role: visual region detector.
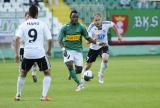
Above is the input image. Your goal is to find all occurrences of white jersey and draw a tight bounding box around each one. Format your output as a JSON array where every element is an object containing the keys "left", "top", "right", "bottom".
[
  {"left": 88, "top": 21, "right": 114, "bottom": 50},
  {"left": 15, "top": 30, "right": 26, "bottom": 49},
  {"left": 16, "top": 18, "right": 52, "bottom": 59}
]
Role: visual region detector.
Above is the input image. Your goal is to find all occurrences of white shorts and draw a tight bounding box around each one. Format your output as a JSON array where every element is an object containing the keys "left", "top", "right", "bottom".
[{"left": 63, "top": 50, "right": 83, "bottom": 66}]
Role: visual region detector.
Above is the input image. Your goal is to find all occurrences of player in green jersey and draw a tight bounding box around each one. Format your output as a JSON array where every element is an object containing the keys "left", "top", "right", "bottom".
[{"left": 58, "top": 10, "right": 105, "bottom": 91}]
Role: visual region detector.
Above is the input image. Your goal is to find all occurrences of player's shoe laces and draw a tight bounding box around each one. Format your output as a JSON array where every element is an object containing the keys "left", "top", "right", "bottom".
[
  {"left": 75, "top": 83, "right": 84, "bottom": 92},
  {"left": 75, "top": 84, "right": 81, "bottom": 92},
  {"left": 14, "top": 94, "right": 21, "bottom": 101},
  {"left": 98, "top": 73, "right": 104, "bottom": 84},
  {"left": 80, "top": 80, "right": 85, "bottom": 89},
  {"left": 40, "top": 96, "right": 51, "bottom": 101},
  {"left": 32, "top": 75, "right": 38, "bottom": 83}
]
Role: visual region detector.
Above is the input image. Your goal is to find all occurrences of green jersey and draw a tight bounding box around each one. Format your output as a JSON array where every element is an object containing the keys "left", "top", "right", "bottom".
[{"left": 58, "top": 22, "right": 89, "bottom": 52}]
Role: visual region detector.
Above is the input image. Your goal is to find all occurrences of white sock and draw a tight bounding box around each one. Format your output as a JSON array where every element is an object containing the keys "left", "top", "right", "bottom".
[
  {"left": 99, "top": 61, "right": 107, "bottom": 76},
  {"left": 31, "top": 65, "right": 37, "bottom": 76},
  {"left": 81, "top": 68, "right": 86, "bottom": 79},
  {"left": 80, "top": 68, "right": 86, "bottom": 86},
  {"left": 42, "top": 76, "right": 51, "bottom": 97},
  {"left": 16, "top": 76, "right": 25, "bottom": 97}
]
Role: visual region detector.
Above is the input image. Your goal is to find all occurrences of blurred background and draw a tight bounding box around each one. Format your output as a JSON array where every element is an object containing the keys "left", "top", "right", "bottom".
[{"left": 0, "top": 0, "right": 160, "bottom": 61}]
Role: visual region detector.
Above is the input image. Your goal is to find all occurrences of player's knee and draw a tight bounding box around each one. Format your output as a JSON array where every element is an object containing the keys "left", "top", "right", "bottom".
[
  {"left": 68, "top": 66, "right": 74, "bottom": 71},
  {"left": 102, "top": 57, "right": 108, "bottom": 63},
  {"left": 65, "top": 62, "right": 74, "bottom": 71},
  {"left": 75, "top": 68, "right": 82, "bottom": 74},
  {"left": 67, "top": 65, "right": 74, "bottom": 71},
  {"left": 75, "top": 66, "right": 82, "bottom": 74},
  {"left": 20, "top": 70, "right": 28, "bottom": 77},
  {"left": 103, "top": 59, "right": 108, "bottom": 63},
  {"left": 85, "top": 63, "right": 92, "bottom": 70},
  {"left": 43, "top": 69, "right": 51, "bottom": 76}
]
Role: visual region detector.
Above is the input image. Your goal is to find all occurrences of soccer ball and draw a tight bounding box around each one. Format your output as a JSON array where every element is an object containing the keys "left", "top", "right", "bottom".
[{"left": 83, "top": 70, "right": 94, "bottom": 81}]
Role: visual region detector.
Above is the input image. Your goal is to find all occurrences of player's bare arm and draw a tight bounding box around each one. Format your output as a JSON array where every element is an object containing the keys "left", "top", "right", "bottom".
[
  {"left": 15, "top": 37, "right": 20, "bottom": 63},
  {"left": 47, "top": 39, "right": 53, "bottom": 56},
  {"left": 86, "top": 37, "right": 96, "bottom": 44},
  {"left": 59, "top": 40, "right": 67, "bottom": 57},
  {"left": 113, "top": 24, "right": 122, "bottom": 42},
  {"left": 87, "top": 37, "right": 106, "bottom": 46}
]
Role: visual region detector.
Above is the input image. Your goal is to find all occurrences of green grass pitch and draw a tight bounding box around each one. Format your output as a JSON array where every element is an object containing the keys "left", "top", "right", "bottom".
[{"left": 0, "top": 55, "right": 160, "bottom": 108}]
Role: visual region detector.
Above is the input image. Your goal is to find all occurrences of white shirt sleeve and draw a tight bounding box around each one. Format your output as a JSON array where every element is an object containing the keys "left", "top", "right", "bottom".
[
  {"left": 87, "top": 23, "right": 94, "bottom": 38},
  {"left": 43, "top": 23, "right": 52, "bottom": 40},
  {"left": 110, "top": 21, "right": 115, "bottom": 27},
  {"left": 15, "top": 24, "right": 23, "bottom": 38},
  {"left": 88, "top": 30, "right": 93, "bottom": 38}
]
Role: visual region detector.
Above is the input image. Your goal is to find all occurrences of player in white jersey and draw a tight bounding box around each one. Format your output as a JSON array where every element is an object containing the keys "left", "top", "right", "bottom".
[
  {"left": 19, "top": 12, "right": 38, "bottom": 83},
  {"left": 81, "top": 13, "right": 122, "bottom": 87},
  {"left": 14, "top": 5, "right": 52, "bottom": 101}
]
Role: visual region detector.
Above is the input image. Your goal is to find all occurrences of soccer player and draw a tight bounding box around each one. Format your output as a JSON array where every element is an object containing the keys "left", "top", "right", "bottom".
[
  {"left": 19, "top": 12, "right": 38, "bottom": 83},
  {"left": 14, "top": 5, "right": 52, "bottom": 101},
  {"left": 81, "top": 13, "right": 122, "bottom": 86},
  {"left": 58, "top": 10, "right": 100, "bottom": 91}
]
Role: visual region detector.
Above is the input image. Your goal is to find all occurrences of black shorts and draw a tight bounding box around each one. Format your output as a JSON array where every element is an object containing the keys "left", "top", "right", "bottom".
[
  {"left": 20, "top": 48, "right": 24, "bottom": 61},
  {"left": 21, "top": 56, "right": 51, "bottom": 72},
  {"left": 86, "top": 46, "right": 109, "bottom": 63}
]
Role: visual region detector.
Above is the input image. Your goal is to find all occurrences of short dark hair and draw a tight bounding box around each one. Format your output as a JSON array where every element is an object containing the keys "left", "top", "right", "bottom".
[
  {"left": 25, "top": 11, "right": 29, "bottom": 17},
  {"left": 70, "top": 9, "right": 78, "bottom": 18},
  {"left": 93, "top": 13, "right": 102, "bottom": 18},
  {"left": 29, "top": 5, "right": 38, "bottom": 18}
]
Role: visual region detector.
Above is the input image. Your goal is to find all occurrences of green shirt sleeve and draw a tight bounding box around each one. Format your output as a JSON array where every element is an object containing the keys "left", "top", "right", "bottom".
[
  {"left": 81, "top": 25, "right": 89, "bottom": 40},
  {"left": 58, "top": 25, "right": 66, "bottom": 41}
]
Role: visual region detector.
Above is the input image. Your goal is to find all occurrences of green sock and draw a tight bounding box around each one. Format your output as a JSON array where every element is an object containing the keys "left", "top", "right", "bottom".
[{"left": 70, "top": 69, "right": 80, "bottom": 85}]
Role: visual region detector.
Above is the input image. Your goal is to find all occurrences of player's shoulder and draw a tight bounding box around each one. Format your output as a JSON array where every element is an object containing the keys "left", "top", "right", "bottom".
[
  {"left": 61, "top": 24, "right": 68, "bottom": 30},
  {"left": 102, "top": 21, "right": 113, "bottom": 24},
  {"left": 18, "top": 21, "right": 27, "bottom": 29},
  {"left": 61, "top": 23, "right": 75, "bottom": 30},
  {"left": 34, "top": 19, "right": 45, "bottom": 25},
  {"left": 26, "top": 19, "right": 44, "bottom": 24},
  {"left": 63, "top": 23, "right": 69, "bottom": 27},
  {"left": 88, "top": 22, "right": 95, "bottom": 31},
  {"left": 78, "top": 23, "right": 86, "bottom": 29}
]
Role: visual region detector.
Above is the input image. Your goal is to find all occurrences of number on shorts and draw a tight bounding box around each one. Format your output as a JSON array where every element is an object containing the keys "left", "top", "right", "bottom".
[{"left": 28, "top": 28, "right": 37, "bottom": 43}]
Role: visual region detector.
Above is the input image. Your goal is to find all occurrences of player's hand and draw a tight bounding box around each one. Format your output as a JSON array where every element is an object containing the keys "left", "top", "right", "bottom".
[
  {"left": 15, "top": 54, "right": 20, "bottom": 63},
  {"left": 47, "top": 50, "right": 51, "bottom": 57},
  {"left": 99, "top": 42, "right": 106, "bottom": 46},
  {"left": 92, "top": 39, "right": 97, "bottom": 44},
  {"left": 61, "top": 47, "right": 68, "bottom": 57},
  {"left": 118, "top": 35, "right": 122, "bottom": 42},
  {"left": 63, "top": 50, "right": 68, "bottom": 57},
  {"left": 96, "top": 42, "right": 106, "bottom": 46}
]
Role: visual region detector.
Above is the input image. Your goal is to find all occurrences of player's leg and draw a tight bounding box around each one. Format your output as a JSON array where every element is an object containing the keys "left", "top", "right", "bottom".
[
  {"left": 74, "top": 51, "right": 85, "bottom": 90},
  {"left": 19, "top": 48, "right": 24, "bottom": 73},
  {"left": 64, "top": 50, "right": 81, "bottom": 90},
  {"left": 74, "top": 51, "right": 83, "bottom": 74},
  {"left": 98, "top": 46, "right": 109, "bottom": 84},
  {"left": 37, "top": 56, "right": 52, "bottom": 101},
  {"left": 19, "top": 48, "right": 24, "bottom": 62},
  {"left": 41, "top": 70, "right": 51, "bottom": 101},
  {"left": 31, "top": 62, "right": 38, "bottom": 83},
  {"left": 15, "top": 58, "right": 34, "bottom": 101},
  {"left": 80, "top": 63, "right": 92, "bottom": 88},
  {"left": 80, "top": 49, "right": 98, "bottom": 87},
  {"left": 65, "top": 61, "right": 80, "bottom": 85}
]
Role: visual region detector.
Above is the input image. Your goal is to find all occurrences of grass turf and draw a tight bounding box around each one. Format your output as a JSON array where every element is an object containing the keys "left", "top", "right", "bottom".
[{"left": 0, "top": 55, "right": 160, "bottom": 108}]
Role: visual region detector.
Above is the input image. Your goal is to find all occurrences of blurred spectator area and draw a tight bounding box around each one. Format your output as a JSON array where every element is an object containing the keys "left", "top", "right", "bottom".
[
  {"left": 0, "top": 0, "right": 62, "bottom": 47},
  {"left": 64, "top": 0, "right": 157, "bottom": 9},
  {"left": 0, "top": 0, "right": 46, "bottom": 12},
  {"left": 64, "top": 0, "right": 158, "bottom": 25}
]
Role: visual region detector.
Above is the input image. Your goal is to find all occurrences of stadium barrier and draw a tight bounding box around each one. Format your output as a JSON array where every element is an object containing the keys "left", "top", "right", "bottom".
[
  {"left": 109, "top": 9, "right": 160, "bottom": 44},
  {"left": 1, "top": 45, "right": 160, "bottom": 59}
]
